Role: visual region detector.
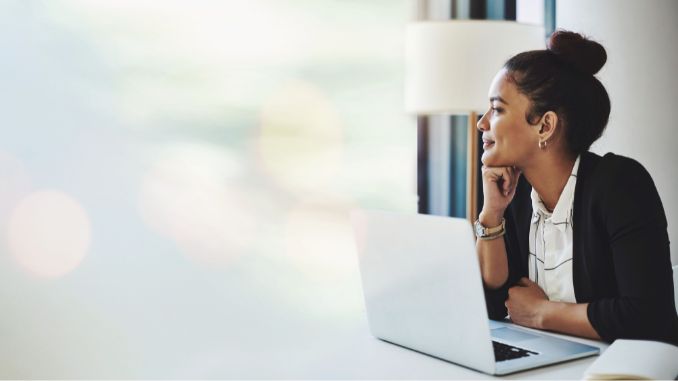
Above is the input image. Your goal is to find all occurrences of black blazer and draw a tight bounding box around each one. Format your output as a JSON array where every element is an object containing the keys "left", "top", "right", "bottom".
[{"left": 484, "top": 151, "right": 678, "bottom": 345}]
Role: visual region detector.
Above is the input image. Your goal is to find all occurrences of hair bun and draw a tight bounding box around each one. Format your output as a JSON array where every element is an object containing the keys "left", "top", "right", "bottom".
[{"left": 547, "top": 30, "right": 607, "bottom": 75}]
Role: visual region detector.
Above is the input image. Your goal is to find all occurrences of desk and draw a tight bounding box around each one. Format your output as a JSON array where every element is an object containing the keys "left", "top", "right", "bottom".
[
  {"left": 293, "top": 319, "right": 608, "bottom": 379},
  {"left": 165, "top": 316, "right": 608, "bottom": 379}
]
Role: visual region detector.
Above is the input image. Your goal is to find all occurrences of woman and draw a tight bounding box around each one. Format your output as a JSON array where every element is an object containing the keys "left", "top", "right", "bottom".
[{"left": 475, "top": 29, "right": 678, "bottom": 345}]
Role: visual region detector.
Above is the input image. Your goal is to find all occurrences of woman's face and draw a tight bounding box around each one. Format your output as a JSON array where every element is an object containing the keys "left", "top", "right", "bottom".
[{"left": 477, "top": 68, "right": 540, "bottom": 168}]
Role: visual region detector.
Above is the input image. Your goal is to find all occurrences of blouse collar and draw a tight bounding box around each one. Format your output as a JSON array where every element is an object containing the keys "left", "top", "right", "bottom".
[{"left": 530, "top": 155, "right": 581, "bottom": 231}]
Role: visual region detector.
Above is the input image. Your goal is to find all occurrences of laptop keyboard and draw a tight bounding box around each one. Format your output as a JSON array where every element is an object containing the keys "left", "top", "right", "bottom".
[{"left": 492, "top": 340, "right": 539, "bottom": 362}]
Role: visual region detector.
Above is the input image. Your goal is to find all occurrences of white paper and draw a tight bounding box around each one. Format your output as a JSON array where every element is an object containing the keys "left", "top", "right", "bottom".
[{"left": 584, "top": 339, "right": 678, "bottom": 380}]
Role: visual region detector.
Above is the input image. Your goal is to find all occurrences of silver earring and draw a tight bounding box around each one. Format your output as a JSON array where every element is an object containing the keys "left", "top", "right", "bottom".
[{"left": 539, "top": 140, "right": 547, "bottom": 149}]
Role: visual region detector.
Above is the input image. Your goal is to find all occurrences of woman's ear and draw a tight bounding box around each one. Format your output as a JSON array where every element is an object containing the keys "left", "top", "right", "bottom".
[{"left": 538, "top": 111, "right": 559, "bottom": 142}]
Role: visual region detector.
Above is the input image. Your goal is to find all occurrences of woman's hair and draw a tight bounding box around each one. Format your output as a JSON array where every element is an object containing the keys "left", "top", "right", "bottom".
[{"left": 503, "top": 30, "right": 611, "bottom": 154}]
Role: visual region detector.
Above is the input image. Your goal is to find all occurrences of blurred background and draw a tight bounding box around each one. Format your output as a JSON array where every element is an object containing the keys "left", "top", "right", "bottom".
[
  {"left": 0, "top": 0, "right": 416, "bottom": 377},
  {"left": 1, "top": 0, "right": 676, "bottom": 378}
]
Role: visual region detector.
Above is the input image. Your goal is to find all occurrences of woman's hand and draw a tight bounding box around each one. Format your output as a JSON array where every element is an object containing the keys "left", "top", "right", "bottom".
[
  {"left": 506, "top": 277, "right": 549, "bottom": 329},
  {"left": 479, "top": 165, "right": 522, "bottom": 224}
]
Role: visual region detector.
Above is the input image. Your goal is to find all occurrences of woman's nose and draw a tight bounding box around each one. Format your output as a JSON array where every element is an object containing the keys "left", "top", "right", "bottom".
[{"left": 476, "top": 112, "right": 489, "bottom": 131}]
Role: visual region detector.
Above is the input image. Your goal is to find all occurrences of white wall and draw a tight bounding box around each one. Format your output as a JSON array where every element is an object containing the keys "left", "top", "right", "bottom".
[{"left": 557, "top": 0, "right": 678, "bottom": 264}]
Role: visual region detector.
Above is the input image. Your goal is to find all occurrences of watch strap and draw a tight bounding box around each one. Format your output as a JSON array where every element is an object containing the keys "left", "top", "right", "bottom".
[{"left": 474, "top": 218, "right": 506, "bottom": 240}]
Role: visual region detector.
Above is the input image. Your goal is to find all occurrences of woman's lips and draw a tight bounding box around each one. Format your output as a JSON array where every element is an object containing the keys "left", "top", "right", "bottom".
[{"left": 482, "top": 139, "right": 495, "bottom": 149}]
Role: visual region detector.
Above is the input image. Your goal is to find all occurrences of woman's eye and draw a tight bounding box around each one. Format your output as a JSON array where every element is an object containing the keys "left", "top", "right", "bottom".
[{"left": 491, "top": 107, "right": 503, "bottom": 113}]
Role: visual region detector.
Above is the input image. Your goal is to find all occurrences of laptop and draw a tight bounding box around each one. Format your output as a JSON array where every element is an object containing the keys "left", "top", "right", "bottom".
[{"left": 350, "top": 208, "right": 599, "bottom": 376}]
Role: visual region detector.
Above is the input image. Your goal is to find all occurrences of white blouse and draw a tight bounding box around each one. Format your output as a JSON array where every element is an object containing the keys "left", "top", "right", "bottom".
[{"left": 528, "top": 155, "right": 580, "bottom": 303}]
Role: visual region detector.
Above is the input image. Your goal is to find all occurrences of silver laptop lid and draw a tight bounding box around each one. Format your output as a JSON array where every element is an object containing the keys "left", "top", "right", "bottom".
[{"left": 351, "top": 208, "right": 496, "bottom": 374}]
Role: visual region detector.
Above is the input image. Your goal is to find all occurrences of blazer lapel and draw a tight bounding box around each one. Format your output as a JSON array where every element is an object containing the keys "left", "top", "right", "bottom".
[{"left": 571, "top": 151, "right": 600, "bottom": 300}]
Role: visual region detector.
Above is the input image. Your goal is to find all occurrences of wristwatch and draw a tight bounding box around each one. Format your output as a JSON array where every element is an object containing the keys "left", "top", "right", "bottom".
[{"left": 474, "top": 218, "right": 506, "bottom": 240}]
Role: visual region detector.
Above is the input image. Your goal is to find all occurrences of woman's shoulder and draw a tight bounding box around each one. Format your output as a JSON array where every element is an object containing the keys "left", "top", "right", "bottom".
[
  {"left": 579, "top": 151, "right": 662, "bottom": 210},
  {"left": 581, "top": 151, "right": 654, "bottom": 186}
]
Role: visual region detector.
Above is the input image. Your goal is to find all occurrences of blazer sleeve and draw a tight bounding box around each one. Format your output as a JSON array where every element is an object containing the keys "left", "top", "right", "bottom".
[{"left": 586, "top": 156, "right": 678, "bottom": 345}]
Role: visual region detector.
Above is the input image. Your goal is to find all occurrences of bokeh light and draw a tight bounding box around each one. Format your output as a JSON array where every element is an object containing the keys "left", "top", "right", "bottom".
[
  {"left": 257, "top": 79, "right": 344, "bottom": 196},
  {"left": 7, "top": 190, "right": 91, "bottom": 278}
]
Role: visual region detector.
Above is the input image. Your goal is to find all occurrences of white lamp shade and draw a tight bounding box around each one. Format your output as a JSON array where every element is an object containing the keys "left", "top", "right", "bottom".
[{"left": 405, "top": 20, "right": 545, "bottom": 115}]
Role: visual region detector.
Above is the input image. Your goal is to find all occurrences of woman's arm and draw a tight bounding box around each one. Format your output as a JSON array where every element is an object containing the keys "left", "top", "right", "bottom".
[
  {"left": 541, "top": 302, "right": 600, "bottom": 340},
  {"left": 504, "top": 277, "right": 600, "bottom": 339},
  {"left": 476, "top": 211, "right": 509, "bottom": 289},
  {"left": 586, "top": 156, "right": 678, "bottom": 344},
  {"left": 476, "top": 166, "right": 522, "bottom": 289}
]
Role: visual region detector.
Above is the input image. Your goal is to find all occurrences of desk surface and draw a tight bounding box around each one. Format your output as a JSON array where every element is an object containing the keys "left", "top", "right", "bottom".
[
  {"left": 172, "top": 317, "right": 608, "bottom": 379},
  {"left": 302, "top": 320, "right": 608, "bottom": 379}
]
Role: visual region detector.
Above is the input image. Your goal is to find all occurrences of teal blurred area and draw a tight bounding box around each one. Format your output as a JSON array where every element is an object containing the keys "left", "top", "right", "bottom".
[{"left": 0, "top": 0, "right": 415, "bottom": 377}]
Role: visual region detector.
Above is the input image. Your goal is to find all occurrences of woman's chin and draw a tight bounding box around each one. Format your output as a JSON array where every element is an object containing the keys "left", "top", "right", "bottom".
[
  {"left": 481, "top": 152, "right": 498, "bottom": 166},
  {"left": 481, "top": 152, "right": 512, "bottom": 167}
]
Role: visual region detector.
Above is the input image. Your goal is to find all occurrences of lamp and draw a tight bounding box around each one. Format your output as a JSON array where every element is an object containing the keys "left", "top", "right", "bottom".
[{"left": 405, "top": 20, "right": 545, "bottom": 223}]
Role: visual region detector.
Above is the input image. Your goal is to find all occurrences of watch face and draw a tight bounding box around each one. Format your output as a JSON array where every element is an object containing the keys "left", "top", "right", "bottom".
[{"left": 474, "top": 221, "right": 484, "bottom": 236}]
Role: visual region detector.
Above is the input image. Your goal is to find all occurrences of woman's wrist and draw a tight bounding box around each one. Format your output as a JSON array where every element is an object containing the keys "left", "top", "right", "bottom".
[
  {"left": 536, "top": 301, "right": 600, "bottom": 340},
  {"left": 479, "top": 210, "right": 504, "bottom": 227},
  {"left": 538, "top": 300, "right": 562, "bottom": 330}
]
